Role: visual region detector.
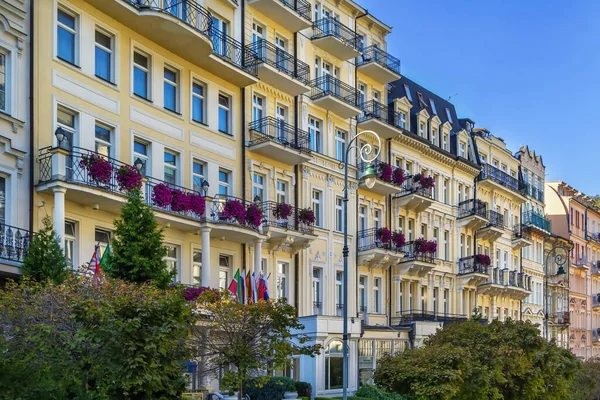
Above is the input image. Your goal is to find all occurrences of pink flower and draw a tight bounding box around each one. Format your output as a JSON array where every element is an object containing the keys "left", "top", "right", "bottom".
[
  {"left": 393, "top": 168, "right": 405, "bottom": 186},
  {"left": 298, "top": 208, "right": 316, "bottom": 225},
  {"left": 392, "top": 231, "right": 406, "bottom": 248},
  {"left": 274, "top": 202, "right": 293, "bottom": 220},
  {"left": 222, "top": 199, "right": 246, "bottom": 223},
  {"left": 189, "top": 193, "right": 206, "bottom": 216},
  {"left": 171, "top": 189, "right": 191, "bottom": 212},
  {"left": 116, "top": 165, "right": 142, "bottom": 192},
  {"left": 152, "top": 183, "right": 172, "bottom": 208},
  {"left": 378, "top": 163, "right": 393, "bottom": 182},
  {"left": 245, "top": 204, "right": 264, "bottom": 228},
  {"left": 376, "top": 227, "right": 392, "bottom": 243},
  {"left": 79, "top": 154, "right": 113, "bottom": 185}
]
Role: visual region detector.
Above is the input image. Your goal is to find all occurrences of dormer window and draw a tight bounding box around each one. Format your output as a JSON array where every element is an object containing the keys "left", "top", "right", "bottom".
[
  {"left": 445, "top": 107, "right": 453, "bottom": 123},
  {"left": 432, "top": 126, "right": 438, "bottom": 146},
  {"left": 429, "top": 99, "right": 437, "bottom": 114},
  {"left": 404, "top": 84, "right": 412, "bottom": 101},
  {"left": 419, "top": 122, "right": 425, "bottom": 138},
  {"left": 442, "top": 133, "right": 449, "bottom": 151},
  {"left": 459, "top": 142, "right": 466, "bottom": 158}
]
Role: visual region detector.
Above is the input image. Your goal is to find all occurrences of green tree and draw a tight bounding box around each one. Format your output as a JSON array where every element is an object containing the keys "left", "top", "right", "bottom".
[
  {"left": 104, "top": 188, "right": 173, "bottom": 288},
  {"left": 569, "top": 357, "right": 600, "bottom": 400},
  {"left": 0, "top": 276, "right": 194, "bottom": 399},
  {"left": 374, "top": 319, "right": 579, "bottom": 400},
  {"left": 21, "top": 215, "right": 70, "bottom": 285},
  {"left": 191, "top": 290, "right": 321, "bottom": 399}
]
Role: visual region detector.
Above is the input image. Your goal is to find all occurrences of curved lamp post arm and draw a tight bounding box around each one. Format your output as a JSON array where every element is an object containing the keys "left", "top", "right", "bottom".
[{"left": 544, "top": 244, "right": 569, "bottom": 341}]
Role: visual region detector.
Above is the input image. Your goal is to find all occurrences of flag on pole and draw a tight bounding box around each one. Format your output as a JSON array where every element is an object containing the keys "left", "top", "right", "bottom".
[
  {"left": 88, "top": 244, "right": 102, "bottom": 275},
  {"left": 251, "top": 272, "right": 258, "bottom": 304},
  {"left": 262, "top": 273, "right": 270, "bottom": 302},
  {"left": 229, "top": 269, "right": 240, "bottom": 301},
  {"left": 245, "top": 272, "right": 252, "bottom": 304},
  {"left": 99, "top": 243, "right": 111, "bottom": 271},
  {"left": 240, "top": 270, "right": 247, "bottom": 305}
]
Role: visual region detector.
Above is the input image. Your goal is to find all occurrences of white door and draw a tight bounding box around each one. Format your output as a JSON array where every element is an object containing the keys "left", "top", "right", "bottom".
[
  {"left": 276, "top": 105, "right": 287, "bottom": 143},
  {"left": 359, "top": 205, "right": 368, "bottom": 248},
  {"left": 275, "top": 36, "right": 287, "bottom": 70},
  {"left": 252, "top": 23, "right": 264, "bottom": 59}
]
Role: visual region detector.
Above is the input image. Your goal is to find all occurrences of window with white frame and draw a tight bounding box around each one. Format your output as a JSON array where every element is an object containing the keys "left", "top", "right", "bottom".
[
  {"left": 433, "top": 228, "right": 439, "bottom": 258},
  {"left": 312, "top": 189, "right": 322, "bottom": 227},
  {"left": 374, "top": 278, "right": 381, "bottom": 313},
  {"left": 133, "top": 50, "right": 150, "bottom": 99},
  {"left": 325, "top": 340, "right": 345, "bottom": 390},
  {"left": 0, "top": 177, "right": 5, "bottom": 224},
  {"left": 397, "top": 111, "right": 406, "bottom": 129},
  {"left": 57, "top": 7, "right": 78, "bottom": 65},
  {"left": 252, "top": 173, "right": 265, "bottom": 202},
  {"left": 164, "top": 245, "right": 179, "bottom": 282},
  {"left": 374, "top": 209, "right": 381, "bottom": 230},
  {"left": 191, "top": 80, "right": 206, "bottom": 124},
  {"left": 308, "top": 116, "right": 322, "bottom": 153},
  {"left": 163, "top": 66, "right": 179, "bottom": 112},
  {"left": 432, "top": 126, "right": 438, "bottom": 146},
  {"left": 459, "top": 142, "right": 466, "bottom": 158},
  {"left": 336, "top": 270, "right": 343, "bottom": 309},
  {"left": 133, "top": 139, "right": 149, "bottom": 176},
  {"left": 193, "top": 250, "right": 202, "bottom": 285},
  {"left": 95, "top": 29, "right": 113, "bottom": 82},
  {"left": 192, "top": 159, "right": 205, "bottom": 193},
  {"left": 335, "top": 129, "right": 346, "bottom": 162},
  {"left": 94, "top": 228, "right": 111, "bottom": 256},
  {"left": 443, "top": 133, "right": 449, "bottom": 151},
  {"left": 443, "top": 178, "right": 449, "bottom": 204},
  {"left": 219, "top": 254, "right": 230, "bottom": 289},
  {"left": 312, "top": 268, "right": 322, "bottom": 310},
  {"left": 252, "top": 94, "right": 264, "bottom": 123},
  {"left": 419, "top": 122, "right": 425, "bottom": 138},
  {"left": 57, "top": 106, "right": 76, "bottom": 150},
  {"left": 94, "top": 122, "right": 112, "bottom": 157},
  {"left": 0, "top": 53, "right": 7, "bottom": 112},
  {"left": 277, "top": 262, "right": 288, "bottom": 300},
  {"left": 444, "top": 230, "right": 449, "bottom": 261},
  {"left": 218, "top": 169, "right": 230, "bottom": 196},
  {"left": 64, "top": 221, "right": 77, "bottom": 268},
  {"left": 218, "top": 93, "right": 231, "bottom": 134},
  {"left": 359, "top": 276, "right": 367, "bottom": 312},
  {"left": 163, "top": 150, "right": 178, "bottom": 185},
  {"left": 276, "top": 180, "right": 287, "bottom": 204},
  {"left": 335, "top": 197, "right": 343, "bottom": 232}
]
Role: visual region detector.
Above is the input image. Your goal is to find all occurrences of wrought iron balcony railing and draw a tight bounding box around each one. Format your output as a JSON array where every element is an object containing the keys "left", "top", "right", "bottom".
[
  {"left": 548, "top": 311, "right": 570, "bottom": 325},
  {"left": 522, "top": 210, "right": 551, "bottom": 232},
  {"left": 486, "top": 210, "right": 505, "bottom": 228},
  {"left": 513, "top": 224, "right": 532, "bottom": 241},
  {"left": 392, "top": 175, "right": 434, "bottom": 200},
  {"left": 395, "top": 310, "right": 468, "bottom": 324},
  {"left": 357, "top": 227, "right": 403, "bottom": 252},
  {"left": 310, "top": 75, "right": 360, "bottom": 107},
  {"left": 124, "top": 0, "right": 212, "bottom": 40},
  {"left": 477, "top": 164, "right": 526, "bottom": 194},
  {"left": 357, "top": 100, "right": 394, "bottom": 126},
  {"left": 458, "top": 198, "right": 487, "bottom": 219},
  {"left": 397, "top": 240, "right": 435, "bottom": 264},
  {"left": 458, "top": 255, "right": 489, "bottom": 275},
  {"left": 524, "top": 183, "right": 544, "bottom": 202},
  {"left": 260, "top": 200, "right": 314, "bottom": 234},
  {"left": 588, "top": 232, "right": 600, "bottom": 243},
  {"left": 245, "top": 39, "right": 310, "bottom": 85},
  {"left": 278, "top": 0, "right": 312, "bottom": 21},
  {"left": 0, "top": 223, "right": 32, "bottom": 263},
  {"left": 207, "top": 194, "right": 263, "bottom": 232},
  {"left": 312, "top": 17, "right": 359, "bottom": 50},
  {"left": 247, "top": 117, "right": 311, "bottom": 155},
  {"left": 357, "top": 159, "right": 403, "bottom": 188},
  {"left": 210, "top": 28, "right": 258, "bottom": 76},
  {"left": 357, "top": 45, "right": 401, "bottom": 75}
]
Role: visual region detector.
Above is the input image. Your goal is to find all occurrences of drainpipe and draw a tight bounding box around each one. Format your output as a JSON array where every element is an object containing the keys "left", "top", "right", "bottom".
[
  {"left": 29, "top": 0, "right": 34, "bottom": 233},
  {"left": 353, "top": 10, "right": 368, "bottom": 106},
  {"left": 241, "top": 0, "right": 247, "bottom": 269},
  {"left": 388, "top": 140, "right": 392, "bottom": 325},
  {"left": 294, "top": 31, "right": 299, "bottom": 317}
]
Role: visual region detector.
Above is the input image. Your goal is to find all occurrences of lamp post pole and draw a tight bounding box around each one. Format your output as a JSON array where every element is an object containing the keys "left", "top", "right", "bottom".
[
  {"left": 341, "top": 130, "right": 381, "bottom": 400},
  {"left": 544, "top": 244, "right": 568, "bottom": 341}
]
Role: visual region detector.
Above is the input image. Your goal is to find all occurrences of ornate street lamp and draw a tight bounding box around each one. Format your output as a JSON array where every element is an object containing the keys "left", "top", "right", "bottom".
[
  {"left": 544, "top": 244, "right": 569, "bottom": 340},
  {"left": 201, "top": 180, "right": 210, "bottom": 197},
  {"left": 340, "top": 130, "right": 381, "bottom": 400},
  {"left": 54, "top": 127, "right": 65, "bottom": 146}
]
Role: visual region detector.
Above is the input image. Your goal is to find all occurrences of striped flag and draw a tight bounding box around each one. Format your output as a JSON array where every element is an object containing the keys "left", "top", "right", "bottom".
[
  {"left": 88, "top": 244, "right": 102, "bottom": 275},
  {"left": 240, "top": 270, "right": 247, "bottom": 305},
  {"left": 251, "top": 272, "right": 258, "bottom": 304},
  {"left": 99, "top": 243, "right": 111, "bottom": 271},
  {"left": 228, "top": 269, "right": 240, "bottom": 301}
]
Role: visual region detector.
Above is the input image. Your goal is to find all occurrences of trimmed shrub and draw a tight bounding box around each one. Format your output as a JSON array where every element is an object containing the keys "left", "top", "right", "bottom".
[
  {"left": 243, "top": 377, "right": 287, "bottom": 400},
  {"left": 295, "top": 381, "right": 313, "bottom": 398}
]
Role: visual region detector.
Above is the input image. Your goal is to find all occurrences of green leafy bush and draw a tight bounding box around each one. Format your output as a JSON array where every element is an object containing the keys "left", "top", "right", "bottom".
[
  {"left": 295, "top": 381, "right": 313, "bottom": 398},
  {"left": 243, "top": 377, "right": 287, "bottom": 400}
]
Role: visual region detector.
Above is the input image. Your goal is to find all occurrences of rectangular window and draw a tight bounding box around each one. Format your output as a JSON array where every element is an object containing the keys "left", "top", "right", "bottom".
[
  {"left": 433, "top": 228, "right": 439, "bottom": 258},
  {"left": 459, "top": 142, "right": 465, "bottom": 157},
  {"left": 219, "top": 255, "right": 230, "bottom": 289},
  {"left": 398, "top": 111, "right": 406, "bottom": 129},
  {"left": 444, "top": 231, "right": 449, "bottom": 261},
  {"left": 0, "top": 177, "right": 5, "bottom": 224},
  {"left": 193, "top": 250, "right": 202, "bottom": 286},
  {"left": 57, "top": 8, "right": 77, "bottom": 64},
  {"left": 445, "top": 107, "right": 453, "bottom": 123},
  {"left": 192, "top": 159, "right": 205, "bottom": 193},
  {"left": 64, "top": 221, "right": 77, "bottom": 268},
  {"left": 312, "top": 189, "right": 322, "bottom": 227},
  {"left": 276, "top": 180, "right": 287, "bottom": 204},
  {"left": 335, "top": 197, "right": 343, "bottom": 232},
  {"left": 0, "top": 54, "right": 6, "bottom": 112},
  {"left": 133, "top": 51, "right": 150, "bottom": 99},
  {"left": 335, "top": 130, "right": 346, "bottom": 162},
  {"left": 359, "top": 276, "right": 367, "bottom": 312},
  {"left": 94, "top": 228, "right": 111, "bottom": 256},
  {"left": 404, "top": 84, "right": 412, "bottom": 101},
  {"left": 218, "top": 93, "right": 231, "bottom": 134},
  {"left": 429, "top": 99, "right": 437, "bottom": 114},
  {"left": 163, "top": 66, "right": 178, "bottom": 112},
  {"left": 443, "top": 133, "right": 449, "bottom": 151},
  {"left": 163, "top": 150, "right": 178, "bottom": 185},
  {"left": 277, "top": 262, "right": 288, "bottom": 300},
  {"left": 164, "top": 244, "right": 178, "bottom": 282},
  {"left": 133, "top": 139, "right": 149, "bottom": 176},
  {"left": 218, "top": 169, "right": 230, "bottom": 196},
  {"left": 192, "top": 81, "right": 206, "bottom": 124},
  {"left": 443, "top": 178, "right": 449, "bottom": 204},
  {"left": 252, "top": 173, "right": 265, "bottom": 202},
  {"left": 252, "top": 94, "right": 264, "bottom": 123},
  {"left": 336, "top": 271, "right": 343, "bottom": 310},
  {"left": 308, "top": 117, "right": 322, "bottom": 153},
  {"left": 374, "top": 278, "right": 381, "bottom": 313},
  {"left": 313, "top": 268, "right": 322, "bottom": 312},
  {"left": 94, "top": 123, "right": 112, "bottom": 157},
  {"left": 95, "top": 29, "right": 113, "bottom": 82},
  {"left": 419, "top": 123, "right": 425, "bottom": 138}
]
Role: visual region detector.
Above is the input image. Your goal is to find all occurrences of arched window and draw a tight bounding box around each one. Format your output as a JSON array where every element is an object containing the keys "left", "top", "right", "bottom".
[{"left": 325, "top": 339, "right": 347, "bottom": 390}]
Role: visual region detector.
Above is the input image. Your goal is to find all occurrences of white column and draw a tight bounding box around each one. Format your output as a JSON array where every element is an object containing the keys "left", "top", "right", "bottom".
[
  {"left": 254, "top": 239, "right": 263, "bottom": 275},
  {"left": 458, "top": 287, "right": 464, "bottom": 316},
  {"left": 201, "top": 227, "right": 211, "bottom": 287},
  {"left": 53, "top": 187, "right": 67, "bottom": 250},
  {"left": 427, "top": 282, "right": 434, "bottom": 312}
]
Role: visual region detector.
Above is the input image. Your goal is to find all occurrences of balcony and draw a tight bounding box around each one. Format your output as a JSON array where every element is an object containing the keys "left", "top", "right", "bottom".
[
  {"left": 457, "top": 199, "right": 488, "bottom": 230},
  {"left": 457, "top": 255, "right": 490, "bottom": 286},
  {"left": 357, "top": 46, "right": 401, "bottom": 84},
  {"left": 588, "top": 232, "right": 600, "bottom": 246},
  {"left": 247, "top": 117, "right": 312, "bottom": 165},
  {"left": 392, "top": 175, "right": 433, "bottom": 213},
  {"left": 309, "top": 75, "right": 361, "bottom": 118},
  {"left": 522, "top": 210, "right": 551, "bottom": 235},
  {"left": 396, "top": 240, "right": 436, "bottom": 277},
  {"left": 311, "top": 17, "right": 361, "bottom": 61},
  {"left": 208, "top": 29, "right": 258, "bottom": 86},
  {"left": 393, "top": 310, "right": 468, "bottom": 326},
  {"left": 247, "top": 0, "right": 312, "bottom": 32},
  {"left": 478, "top": 210, "right": 505, "bottom": 242},
  {"left": 524, "top": 183, "right": 544, "bottom": 203},
  {"left": 0, "top": 223, "right": 32, "bottom": 277},
  {"left": 357, "top": 160, "right": 403, "bottom": 196},
  {"left": 313, "top": 301, "right": 323, "bottom": 316},
  {"left": 548, "top": 311, "right": 570, "bottom": 326},
  {"left": 245, "top": 40, "right": 311, "bottom": 96},
  {"left": 357, "top": 228, "right": 405, "bottom": 268},
  {"left": 593, "top": 294, "right": 600, "bottom": 309},
  {"left": 511, "top": 224, "right": 532, "bottom": 250},
  {"left": 477, "top": 164, "right": 527, "bottom": 202},
  {"left": 82, "top": 1, "right": 213, "bottom": 67},
  {"left": 260, "top": 201, "right": 316, "bottom": 252},
  {"left": 592, "top": 261, "right": 600, "bottom": 275},
  {"left": 478, "top": 268, "right": 531, "bottom": 300},
  {"left": 37, "top": 147, "right": 266, "bottom": 243},
  {"left": 356, "top": 100, "right": 402, "bottom": 139}
]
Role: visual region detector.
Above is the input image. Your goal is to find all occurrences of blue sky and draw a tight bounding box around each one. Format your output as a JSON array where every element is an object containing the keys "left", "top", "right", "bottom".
[{"left": 361, "top": 0, "right": 600, "bottom": 194}]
